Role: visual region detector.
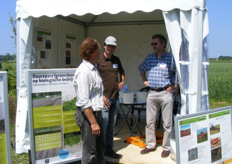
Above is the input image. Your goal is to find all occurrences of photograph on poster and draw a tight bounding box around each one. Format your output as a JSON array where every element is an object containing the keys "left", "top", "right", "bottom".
[
  {"left": 188, "top": 147, "right": 198, "bottom": 162},
  {"left": 209, "top": 123, "right": 220, "bottom": 135},
  {"left": 37, "top": 33, "right": 43, "bottom": 41},
  {"left": 66, "top": 41, "right": 71, "bottom": 48},
  {"left": 211, "top": 146, "right": 222, "bottom": 163},
  {"left": 62, "top": 96, "right": 81, "bottom": 152},
  {"left": 65, "top": 35, "right": 77, "bottom": 67},
  {"left": 45, "top": 40, "right": 51, "bottom": 49},
  {"left": 66, "top": 50, "right": 71, "bottom": 65},
  {"left": 40, "top": 51, "right": 46, "bottom": 59},
  {"left": 210, "top": 136, "right": 221, "bottom": 149},
  {"left": 197, "top": 127, "right": 208, "bottom": 143},
  {"left": 180, "top": 123, "right": 191, "bottom": 137},
  {"left": 32, "top": 91, "right": 62, "bottom": 160}
]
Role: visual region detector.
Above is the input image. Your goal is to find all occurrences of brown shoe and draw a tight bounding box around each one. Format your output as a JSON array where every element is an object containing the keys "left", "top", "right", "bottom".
[
  {"left": 140, "top": 147, "right": 156, "bottom": 154},
  {"left": 161, "top": 150, "right": 170, "bottom": 158}
]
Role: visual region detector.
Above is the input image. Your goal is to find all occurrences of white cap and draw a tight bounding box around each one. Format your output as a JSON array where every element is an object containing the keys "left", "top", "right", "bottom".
[{"left": 104, "top": 36, "right": 117, "bottom": 46}]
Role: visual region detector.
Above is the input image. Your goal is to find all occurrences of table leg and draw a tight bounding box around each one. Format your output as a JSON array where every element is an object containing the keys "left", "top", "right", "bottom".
[
  {"left": 114, "top": 104, "right": 132, "bottom": 136},
  {"left": 129, "top": 105, "right": 143, "bottom": 136}
]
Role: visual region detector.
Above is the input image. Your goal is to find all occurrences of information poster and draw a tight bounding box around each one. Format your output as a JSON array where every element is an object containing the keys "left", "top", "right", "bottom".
[
  {"left": 65, "top": 35, "right": 76, "bottom": 67},
  {"left": 175, "top": 107, "right": 232, "bottom": 164},
  {"left": 36, "top": 30, "right": 52, "bottom": 68},
  {"left": 27, "top": 69, "right": 82, "bottom": 164},
  {"left": 0, "top": 72, "right": 12, "bottom": 164}
]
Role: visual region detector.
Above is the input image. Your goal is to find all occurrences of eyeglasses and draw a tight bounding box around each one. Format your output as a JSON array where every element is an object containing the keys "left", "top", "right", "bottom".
[{"left": 151, "top": 42, "right": 158, "bottom": 46}]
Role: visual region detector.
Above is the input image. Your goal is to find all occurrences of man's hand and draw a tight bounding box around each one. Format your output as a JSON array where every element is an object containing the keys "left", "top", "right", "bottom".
[
  {"left": 103, "top": 96, "right": 111, "bottom": 108},
  {"left": 143, "top": 81, "right": 149, "bottom": 87},
  {"left": 166, "top": 84, "right": 177, "bottom": 93},
  {"left": 91, "top": 122, "right": 100, "bottom": 136},
  {"left": 118, "top": 81, "right": 124, "bottom": 91}
]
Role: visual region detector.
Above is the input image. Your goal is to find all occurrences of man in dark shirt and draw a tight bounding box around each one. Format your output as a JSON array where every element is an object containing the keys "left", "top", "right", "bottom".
[{"left": 97, "top": 36, "right": 125, "bottom": 159}]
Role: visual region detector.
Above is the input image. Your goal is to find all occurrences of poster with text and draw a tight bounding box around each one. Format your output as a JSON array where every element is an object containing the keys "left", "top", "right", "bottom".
[
  {"left": 0, "top": 72, "right": 12, "bottom": 164},
  {"left": 176, "top": 107, "right": 232, "bottom": 164},
  {"left": 65, "top": 35, "right": 76, "bottom": 67},
  {"left": 28, "top": 69, "right": 82, "bottom": 164},
  {"left": 36, "top": 31, "right": 52, "bottom": 68}
]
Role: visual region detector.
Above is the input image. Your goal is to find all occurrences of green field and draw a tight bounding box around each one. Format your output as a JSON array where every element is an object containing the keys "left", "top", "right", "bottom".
[{"left": 208, "top": 60, "right": 232, "bottom": 108}]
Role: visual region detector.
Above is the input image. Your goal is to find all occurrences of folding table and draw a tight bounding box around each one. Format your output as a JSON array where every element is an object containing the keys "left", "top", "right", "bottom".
[{"left": 115, "top": 102, "right": 145, "bottom": 136}]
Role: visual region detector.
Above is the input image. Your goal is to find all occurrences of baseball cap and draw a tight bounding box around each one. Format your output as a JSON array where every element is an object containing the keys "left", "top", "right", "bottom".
[{"left": 105, "top": 36, "right": 117, "bottom": 46}]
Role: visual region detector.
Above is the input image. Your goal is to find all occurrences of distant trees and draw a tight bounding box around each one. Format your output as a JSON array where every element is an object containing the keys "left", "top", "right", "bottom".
[
  {"left": 0, "top": 53, "right": 16, "bottom": 62},
  {"left": 0, "top": 53, "right": 16, "bottom": 98},
  {"left": 218, "top": 56, "right": 232, "bottom": 60},
  {"left": 210, "top": 56, "right": 232, "bottom": 61}
]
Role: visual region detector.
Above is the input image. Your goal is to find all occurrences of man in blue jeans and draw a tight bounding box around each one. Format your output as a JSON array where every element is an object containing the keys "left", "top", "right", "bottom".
[{"left": 97, "top": 36, "right": 125, "bottom": 159}]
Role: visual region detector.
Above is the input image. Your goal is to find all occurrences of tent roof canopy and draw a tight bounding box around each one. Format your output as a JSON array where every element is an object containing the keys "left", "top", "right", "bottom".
[
  {"left": 16, "top": 0, "right": 205, "bottom": 20},
  {"left": 56, "top": 10, "right": 165, "bottom": 27}
]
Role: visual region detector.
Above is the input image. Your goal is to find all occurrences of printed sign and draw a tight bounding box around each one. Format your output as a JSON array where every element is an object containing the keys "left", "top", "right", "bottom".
[
  {"left": 175, "top": 107, "right": 232, "bottom": 164},
  {"left": 27, "top": 69, "right": 82, "bottom": 164}
]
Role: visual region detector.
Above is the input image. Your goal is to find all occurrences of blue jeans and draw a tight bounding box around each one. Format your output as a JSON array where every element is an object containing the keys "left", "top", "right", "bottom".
[{"left": 102, "top": 98, "right": 118, "bottom": 152}]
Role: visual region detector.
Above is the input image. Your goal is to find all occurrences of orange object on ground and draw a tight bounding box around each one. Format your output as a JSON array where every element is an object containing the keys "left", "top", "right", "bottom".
[
  {"left": 127, "top": 135, "right": 146, "bottom": 148},
  {"left": 127, "top": 132, "right": 163, "bottom": 148}
]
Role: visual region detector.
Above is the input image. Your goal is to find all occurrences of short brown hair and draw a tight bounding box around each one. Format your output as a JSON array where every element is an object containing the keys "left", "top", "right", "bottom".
[
  {"left": 79, "top": 38, "right": 100, "bottom": 61},
  {"left": 152, "top": 34, "right": 167, "bottom": 47}
]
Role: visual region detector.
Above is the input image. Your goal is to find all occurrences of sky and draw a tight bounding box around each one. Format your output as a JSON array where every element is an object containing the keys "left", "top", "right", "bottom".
[{"left": 0, "top": 0, "right": 232, "bottom": 58}]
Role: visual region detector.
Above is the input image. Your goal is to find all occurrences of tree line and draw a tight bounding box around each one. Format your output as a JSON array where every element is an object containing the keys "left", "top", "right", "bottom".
[{"left": 0, "top": 53, "right": 16, "bottom": 61}]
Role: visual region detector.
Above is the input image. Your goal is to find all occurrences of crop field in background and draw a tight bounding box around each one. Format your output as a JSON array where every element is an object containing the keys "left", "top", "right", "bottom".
[{"left": 208, "top": 60, "right": 232, "bottom": 109}]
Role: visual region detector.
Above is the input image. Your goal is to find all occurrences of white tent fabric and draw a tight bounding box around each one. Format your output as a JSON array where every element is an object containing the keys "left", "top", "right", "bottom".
[
  {"left": 16, "top": 0, "right": 200, "bottom": 19},
  {"left": 15, "top": 0, "right": 209, "bottom": 154}
]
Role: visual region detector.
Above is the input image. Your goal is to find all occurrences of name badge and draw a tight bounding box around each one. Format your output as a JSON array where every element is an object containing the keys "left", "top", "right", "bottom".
[
  {"left": 159, "top": 63, "right": 166, "bottom": 69},
  {"left": 113, "top": 64, "right": 118, "bottom": 68}
]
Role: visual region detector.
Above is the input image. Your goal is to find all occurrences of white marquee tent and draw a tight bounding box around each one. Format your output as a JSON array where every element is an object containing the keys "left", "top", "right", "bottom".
[{"left": 15, "top": 0, "right": 209, "bottom": 154}]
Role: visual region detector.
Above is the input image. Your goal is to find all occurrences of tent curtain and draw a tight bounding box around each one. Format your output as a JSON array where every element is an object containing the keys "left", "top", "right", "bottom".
[{"left": 163, "top": 5, "right": 209, "bottom": 115}]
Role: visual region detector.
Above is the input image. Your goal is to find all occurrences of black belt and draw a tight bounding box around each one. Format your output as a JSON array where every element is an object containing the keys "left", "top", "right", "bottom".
[
  {"left": 150, "top": 87, "right": 167, "bottom": 92},
  {"left": 81, "top": 111, "right": 102, "bottom": 117}
]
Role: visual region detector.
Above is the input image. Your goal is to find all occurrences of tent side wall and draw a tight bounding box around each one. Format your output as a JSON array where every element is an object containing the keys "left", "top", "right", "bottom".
[
  {"left": 31, "top": 16, "right": 85, "bottom": 69},
  {"left": 15, "top": 16, "right": 86, "bottom": 153}
]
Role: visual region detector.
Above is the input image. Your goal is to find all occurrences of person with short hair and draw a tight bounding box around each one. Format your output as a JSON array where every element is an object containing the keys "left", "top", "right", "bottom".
[
  {"left": 97, "top": 36, "right": 125, "bottom": 159},
  {"left": 74, "top": 38, "right": 106, "bottom": 164},
  {"left": 138, "top": 34, "right": 176, "bottom": 158}
]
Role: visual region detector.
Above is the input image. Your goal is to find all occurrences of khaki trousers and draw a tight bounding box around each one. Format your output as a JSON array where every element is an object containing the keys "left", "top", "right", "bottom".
[{"left": 145, "top": 90, "right": 173, "bottom": 151}]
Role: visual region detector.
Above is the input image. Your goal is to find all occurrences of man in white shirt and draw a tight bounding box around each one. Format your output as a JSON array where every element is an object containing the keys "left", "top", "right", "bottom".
[{"left": 74, "top": 38, "right": 105, "bottom": 164}]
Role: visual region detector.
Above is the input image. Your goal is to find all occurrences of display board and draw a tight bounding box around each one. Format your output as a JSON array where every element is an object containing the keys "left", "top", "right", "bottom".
[
  {"left": 36, "top": 30, "right": 52, "bottom": 69},
  {"left": 175, "top": 106, "right": 232, "bottom": 164},
  {"left": 27, "top": 69, "right": 82, "bottom": 164},
  {"left": 0, "top": 72, "right": 12, "bottom": 164},
  {"left": 65, "top": 35, "right": 77, "bottom": 67}
]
